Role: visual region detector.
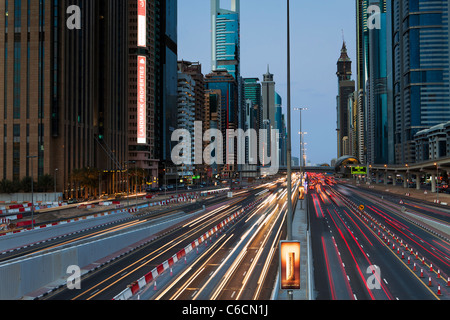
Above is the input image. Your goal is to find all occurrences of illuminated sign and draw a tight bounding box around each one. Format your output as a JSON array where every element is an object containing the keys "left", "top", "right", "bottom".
[
  {"left": 351, "top": 166, "right": 367, "bottom": 175},
  {"left": 137, "top": 0, "right": 146, "bottom": 47},
  {"left": 137, "top": 56, "right": 146, "bottom": 144},
  {"left": 279, "top": 241, "right": 301, "bottom": 290}
]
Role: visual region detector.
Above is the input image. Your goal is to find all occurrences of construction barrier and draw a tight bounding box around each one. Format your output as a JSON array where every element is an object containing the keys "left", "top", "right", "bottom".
[{"left": 113, "top": 196, "right": 262, "bottom": 300}]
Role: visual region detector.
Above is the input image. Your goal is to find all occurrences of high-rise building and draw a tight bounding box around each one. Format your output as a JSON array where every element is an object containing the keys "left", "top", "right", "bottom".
[
  {"left": 262, "top": 66, "right": 276, "bottom": 130},
  {"left": 211, "top": 0, "right": 240, "bottom": 80},
  {"left": 177, "top": 61, "right": 205, "bottom": 183},
  {"left": 359, "top": 0, "right": 393, "bottom": 165},
  {"left": 128, "top": 0, "right": 159, "bottom": 188},
  {"left": 176, "top": 71, "right": 196, "bottom": 183},
  {"left": 204, "top": 89, "right": 222, "bottom": 179},
  {"left": 0, "top": 0, "right": 129, "bottom": 197},
  {"left": 155, "top": 0, "right": 178, "bottom": 169},
  {"left": 204, "top": 70, "right": 238, "bottom": 177},
  {"left": 390, "top": 0, "right": 450, "bottom": 164},
  {"left": 336, "top": 41, "right": 355, "bottom": 158}
]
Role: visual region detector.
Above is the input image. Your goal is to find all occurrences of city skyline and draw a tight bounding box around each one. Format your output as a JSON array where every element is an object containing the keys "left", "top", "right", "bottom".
[{"left": 178, "top": 0, "right": 358, "bottom": 165}]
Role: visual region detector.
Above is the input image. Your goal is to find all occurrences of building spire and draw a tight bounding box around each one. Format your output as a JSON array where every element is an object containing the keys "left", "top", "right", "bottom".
[{"left": 339, "top": 40, "right": 351, "bottom": 62}]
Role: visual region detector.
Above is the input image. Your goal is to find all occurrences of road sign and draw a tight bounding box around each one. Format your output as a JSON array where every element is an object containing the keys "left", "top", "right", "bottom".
[
  {"left": 351, "top": 166, "right": 367, "bottom": 175},
  {"left": 279, "top": 241, "right": 301, "bottom": 290}
]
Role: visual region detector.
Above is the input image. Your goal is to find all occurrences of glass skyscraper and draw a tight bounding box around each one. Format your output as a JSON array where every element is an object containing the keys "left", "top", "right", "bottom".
[
  {"left": 390, "top": 0, "right": 450, "bottom": 164},
  {"left": 211, "top": 0, "right": 240, "bottom": 80}
]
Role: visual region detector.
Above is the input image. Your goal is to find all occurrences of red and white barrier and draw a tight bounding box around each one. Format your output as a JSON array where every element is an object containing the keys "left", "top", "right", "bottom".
[{"left": 113, "top": 197, "right": 262, "bottom": 300}]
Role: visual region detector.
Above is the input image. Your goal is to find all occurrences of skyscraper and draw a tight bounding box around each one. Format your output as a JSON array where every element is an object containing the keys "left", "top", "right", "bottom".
[
  {"left": 128, "top": 0, "right": 159, "bottom": 188},
  {"left": 155, "top": 0, "right": 178, "bottom": 168},
  {"left": 336, "top": 41, "right": 355, "bottom": 158},
  {"left": 360, "top": 0, "right": 393, "bottom": 165},
  {"left": 0, "top": 0, "right": 129, "bottom": 196},
  {"left": 390, "top": 0, "right": 450, "bottom": 164},
  {"left": 204, "top": 70, "right": 238, "bottom": 177},
  {"left": 262, "top": 66, "right": 276, "bottom": 131},
  {"left": 211, "top": 0, "right": 240, "bottom": 80}
]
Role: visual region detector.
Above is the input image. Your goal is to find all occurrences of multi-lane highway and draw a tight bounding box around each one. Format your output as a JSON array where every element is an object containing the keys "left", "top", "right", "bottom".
[
  {"left": 308, "top": 174, "right": 450, "bottom": 300},
  {"left": 3, "top": 171, "right": 449, "bottom": 301},
  {"left": 38, "top": 178, "right": 300, "bottom": 300}
]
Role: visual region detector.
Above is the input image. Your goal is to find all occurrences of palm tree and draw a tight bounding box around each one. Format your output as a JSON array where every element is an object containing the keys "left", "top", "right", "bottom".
[
  {"left": 0, "top": 179, "right": 13, "bottom": 193},
  {"left": 79, "top": 167, "right": 100, "bottom": 199},
  {"left": 129, "top": 167, "right": 146, "bottom": 193},
  {"left": 37, "top": 174, "right": 54, "bottom": 192},
  {"left": 70, "top": 168, "right": 83, "bottom": 199},
  {"left": 20, "top": 176, "right": 33, "bottom": 193}
]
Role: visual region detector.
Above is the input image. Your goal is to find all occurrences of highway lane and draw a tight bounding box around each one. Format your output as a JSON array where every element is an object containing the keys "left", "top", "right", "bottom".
[
  {"left": 151, "top": 179, "right": 299, "bottom": 301},
  {"left": 309, "top": 176, "right": 448, "bottom": 300},
  {"left": 44, "top": 183, "right": 277, "bottom": 300},
  {"left": 335, "top": 185, "right": 450, "bottom": 297},
  {"left": 0, "top": 192, "right": 229, "bottom": 262},
  {"left": 337, "top": 185, "right": 450, "bottom": 277}
]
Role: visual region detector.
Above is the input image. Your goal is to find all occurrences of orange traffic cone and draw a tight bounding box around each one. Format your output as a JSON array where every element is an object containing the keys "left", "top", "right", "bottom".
[
  {"left": 437, "top": 285, "right": 442, "bottom": 296},
  {"left": 428, "top": 277, "right": 432, "bottom": 287}
]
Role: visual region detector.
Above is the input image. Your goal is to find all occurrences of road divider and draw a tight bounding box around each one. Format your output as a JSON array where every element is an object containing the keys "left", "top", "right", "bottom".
[{"left": 112, "top": 196, "right": 264, "bottom": 300}]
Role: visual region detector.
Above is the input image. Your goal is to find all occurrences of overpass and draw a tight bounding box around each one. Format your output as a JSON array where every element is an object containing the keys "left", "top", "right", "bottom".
[{"left": 368, "top": 156, "right": 450, "bottom": 193}]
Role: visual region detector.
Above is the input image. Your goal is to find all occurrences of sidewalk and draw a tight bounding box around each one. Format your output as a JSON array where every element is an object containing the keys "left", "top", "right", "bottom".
[{"left": 275, "top": 197, "right": 311, "bottom": 300}]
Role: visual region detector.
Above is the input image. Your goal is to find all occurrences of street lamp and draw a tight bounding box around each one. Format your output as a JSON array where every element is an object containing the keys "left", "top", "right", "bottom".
[
  {"left": 285, "top": 0, "right": 294, "bottom": 301},
  {"left": 27, "top": 155, "right": 37, "bottom": 229},
  {"left": 125, "top": 161, "right": 136, "bottom": 208},
  {"left": 54, "top": 168, "right": 59, "bottom": 195},
  {"left": 435, "top": 162, "right": 439, "bottom": 203},
  {"left": 293, "top": 107, "right": 308, "bottom": 169}
]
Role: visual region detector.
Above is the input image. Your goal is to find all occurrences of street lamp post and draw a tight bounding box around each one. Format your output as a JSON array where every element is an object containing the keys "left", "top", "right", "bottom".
[
  {"left": 27, "top": 155, "right": 37, "bottom": 229},
  {"left": 125, "top": 161, "right": 135, "bottom": 208},
  {"left": 135, "top": 163, "right": 138, "bottom": 210},
  {"left": 54, "top": 168, "right": 58, "bottom": 195},
  {"left": 293, "top": 107, "right": 307, "bottom": 169},
  {"left": 435, "top": 163, "right": 439, "bottom": 203},
  {"left": 285, "top": 0, "right": 294, "bottom": 301}
]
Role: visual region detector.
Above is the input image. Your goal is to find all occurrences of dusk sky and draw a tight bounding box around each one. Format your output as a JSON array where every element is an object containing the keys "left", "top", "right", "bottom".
[{"left": 178, "top": 0, "right": 357, "bottom": 166}]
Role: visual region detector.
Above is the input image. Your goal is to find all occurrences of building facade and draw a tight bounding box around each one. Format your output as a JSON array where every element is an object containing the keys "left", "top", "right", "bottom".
[
  {"left": 336, "top": 41, "right": 355, "bottom": 158},
  {"left": 211, "top": 0, "right": 240, "bottom": 80},
  {"left": 391, "top": 0, "right": 450, "bottom": 164},
  {"left": 0, "top": 0, "right": 129, "bottom": 197}
]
